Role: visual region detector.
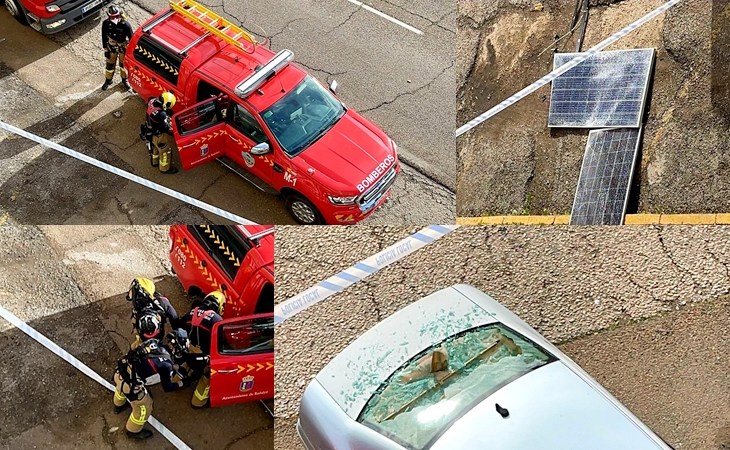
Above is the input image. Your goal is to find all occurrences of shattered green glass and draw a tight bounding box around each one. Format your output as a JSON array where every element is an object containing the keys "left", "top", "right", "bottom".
[{"left": 358, "top": 325, "right": 552, "bottom": 449}]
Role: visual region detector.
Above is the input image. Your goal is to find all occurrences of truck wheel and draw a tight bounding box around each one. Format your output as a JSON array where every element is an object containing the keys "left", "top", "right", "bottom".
[
  {"left": 286, "top": 194, "right": 323, "bottom": 225},
  {"left": 5, "top": 0, "right": 29, "bottom": 25}
]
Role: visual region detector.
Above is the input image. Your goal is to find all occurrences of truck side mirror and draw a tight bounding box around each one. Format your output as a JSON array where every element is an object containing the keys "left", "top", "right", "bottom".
[
  {"left": 329, "top": 80, "right": 338, "bottom": 94},
  {"left": 250, "top": 142, "right": 270, "bottom": 156}
]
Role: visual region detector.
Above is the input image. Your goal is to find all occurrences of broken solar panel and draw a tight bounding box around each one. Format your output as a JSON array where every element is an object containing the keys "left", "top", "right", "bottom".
[
  {"left": 549, "top": 48, "right": 655, "bottom": 128},
  {"left": 570, "top": 128, "right": 642, "bottom": 226}
]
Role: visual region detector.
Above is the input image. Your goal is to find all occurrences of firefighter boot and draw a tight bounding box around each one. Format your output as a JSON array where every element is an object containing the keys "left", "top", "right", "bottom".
[
  {"left": 101, "top": 78, "right": 113, "bottom": 91},
  {"left": 127, "top": 429, "right": 153, "bottom": 440},
  {"left": 121, "top": 78, "right": 131, "bottom": 91}
]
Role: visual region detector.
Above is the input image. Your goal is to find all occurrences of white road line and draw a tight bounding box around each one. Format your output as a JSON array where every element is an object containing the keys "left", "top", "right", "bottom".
[{"left": 347, "top": 0, "right": 423, "bottom": 35}]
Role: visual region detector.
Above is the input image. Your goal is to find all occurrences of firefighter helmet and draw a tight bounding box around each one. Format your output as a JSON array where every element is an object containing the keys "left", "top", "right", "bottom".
[
  {"left": 201, "top": 291, "right": 225, "bottom": 316},
  {"left": 137, "top": 309, "right": 162, "bottom": 339},
  {"left": 107, "top": 5, "right": 122, "bottom": 19},
  {"left": 160, "top": 92, "right": 176, "bottom": 110},
  {"left": 166, "top": 328, "right": 189, "bottom": 358}
]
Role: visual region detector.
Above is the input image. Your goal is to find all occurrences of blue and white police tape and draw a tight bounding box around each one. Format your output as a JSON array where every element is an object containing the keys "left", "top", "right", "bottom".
[
  {"left": 455, "top": 0, "right": 683, "bottom": 138},
  {"left": 0, "top": 304, "right": 192, "bottom": 450},
  {"left": 0, "top": 120, "right": 256, "bottom": 225},
  {"left": 274, "top": 224, "right": 459, "bottom": 324}
]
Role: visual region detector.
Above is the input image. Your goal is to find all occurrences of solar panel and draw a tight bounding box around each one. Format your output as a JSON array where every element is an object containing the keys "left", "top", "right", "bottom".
[
  {"left": 570, "top": 128, "right": 642, "bottom": 225},
  {"left": 549, "top": 48, "right": 655, "bottom": 128}
]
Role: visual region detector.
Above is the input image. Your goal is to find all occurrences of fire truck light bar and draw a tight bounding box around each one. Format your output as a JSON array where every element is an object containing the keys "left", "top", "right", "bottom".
[{"left": 235, "top": 49, "right": 294, "bottom": 98}]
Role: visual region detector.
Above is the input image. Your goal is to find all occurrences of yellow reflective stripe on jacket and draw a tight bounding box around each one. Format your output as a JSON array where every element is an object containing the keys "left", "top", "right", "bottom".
[{"left": 129, "top": 405, "right": 148, "bottom": 425}]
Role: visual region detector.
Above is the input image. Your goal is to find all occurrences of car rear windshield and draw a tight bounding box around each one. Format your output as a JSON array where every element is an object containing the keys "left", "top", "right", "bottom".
[
  {"left": 357, "top": 324, "right": 555, "bottom": 450},
  {"left": 260, "top": 76, "right": 345, "bottom": 157}
]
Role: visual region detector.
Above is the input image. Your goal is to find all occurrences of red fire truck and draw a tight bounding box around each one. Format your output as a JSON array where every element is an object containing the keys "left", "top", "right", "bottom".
[
  {"left": 125, "top": 0, "right": 400, "bottom": 225},
  {"left": 4, "top": 0, "right": 111, "bottom": 33},
  {"left": 169, "top": 224, "right": 273, "bottom": 407}
]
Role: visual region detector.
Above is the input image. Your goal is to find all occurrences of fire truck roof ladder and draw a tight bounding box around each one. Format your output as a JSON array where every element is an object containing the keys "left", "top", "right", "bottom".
[
  {"left": 235, "top": 49, "right": 294, "bottom": 98},
  {"left": 169, "top": 0, "right": 259, "bottom": 54}
]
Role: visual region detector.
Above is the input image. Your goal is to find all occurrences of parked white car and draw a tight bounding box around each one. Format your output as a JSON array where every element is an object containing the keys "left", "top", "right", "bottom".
[{"left": 298, "top": 284, "right": 674, "bottom": 450}]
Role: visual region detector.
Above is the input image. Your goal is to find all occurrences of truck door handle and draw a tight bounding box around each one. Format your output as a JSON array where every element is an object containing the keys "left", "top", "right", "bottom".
[
  {"left": 273, "top": 164, "right": 284, "bottom": 173},
  {"left": 217, "top": 369, "right": 237, "bottom": 374}
]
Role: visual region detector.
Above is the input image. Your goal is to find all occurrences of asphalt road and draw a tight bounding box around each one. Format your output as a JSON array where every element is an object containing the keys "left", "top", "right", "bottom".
[
  {"left": 274, "top": 224, "right": 730, "bottom": 450},
  {"left": 0, "top": 225, "right": 273, "bottom": 449},
  {"left": 0, "top": 0, "right": 454, "bottom": 226}
]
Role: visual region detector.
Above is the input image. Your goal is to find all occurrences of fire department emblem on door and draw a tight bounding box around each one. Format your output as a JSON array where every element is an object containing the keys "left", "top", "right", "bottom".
[
  {"left": 200, "top": 143, "right": 209, "bottom": 156},
  {"left": 240, "top": 375, "right": 254, "bottom": 392},
  {"left": 242, "top": 152, "right": 255, "bottom": 168}
]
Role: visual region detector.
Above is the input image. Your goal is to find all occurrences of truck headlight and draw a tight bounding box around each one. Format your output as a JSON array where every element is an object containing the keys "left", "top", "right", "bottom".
[
  {"left": 46, "top": 5, "right": 61, "bottom": 12},
  {"left": 328, "top": 195, "right": 358, "bottom": 205}
]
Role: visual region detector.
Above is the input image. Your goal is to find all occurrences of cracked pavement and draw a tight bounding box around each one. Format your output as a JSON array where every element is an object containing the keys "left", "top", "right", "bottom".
[
  {"left": 0, "top": 0, "right": 453, "bottom": 225},
  {"left": 0, "top": 225, "right": 273, "bottom": 449},
  {"left": 274, "top": 225, "right": 730, "bottom": 450}
]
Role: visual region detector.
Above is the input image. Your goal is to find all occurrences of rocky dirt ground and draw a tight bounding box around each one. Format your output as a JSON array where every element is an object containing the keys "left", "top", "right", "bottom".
[
  {"left": 456, "top": 0, "right": 730, "bottom": 217},
  {"left": 0, "top": 225, "right": 273, "bottom": 449},
  {"left": 274, "top": 224, "right": 730, "bottom": 450}
]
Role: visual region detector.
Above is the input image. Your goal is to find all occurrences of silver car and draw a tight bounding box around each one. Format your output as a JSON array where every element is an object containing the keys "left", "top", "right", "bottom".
[{"left": 297, "top": 284, "right": 674, "bottom": 450}]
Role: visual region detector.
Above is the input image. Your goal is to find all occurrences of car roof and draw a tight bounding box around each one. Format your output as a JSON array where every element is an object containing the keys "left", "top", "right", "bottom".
[
  {"left": 315, "top": 285, "right": 500, "bottom": 419},
  {"left": 143, "top": 9, "right": 307, "bottom": 110}
]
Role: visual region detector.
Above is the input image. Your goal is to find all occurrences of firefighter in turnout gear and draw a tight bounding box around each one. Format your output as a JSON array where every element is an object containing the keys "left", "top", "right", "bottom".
[
  {"left": 126, "top": 277, "right": 180, "bottom": 348},
  {"left": 142, "top": 92, "right": 178, "bottom": 174},
  {"left": 113, "top": 336, "right": 188, "bottom": 440},
  {"left": 181, "top": 290, "right": 225, "bottom": 408},
  {"left": 101, "top": 6, "right": 133, "bottom": 91}
]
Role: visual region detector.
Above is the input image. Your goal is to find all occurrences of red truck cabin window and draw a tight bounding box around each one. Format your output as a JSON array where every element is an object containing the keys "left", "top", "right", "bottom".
[
  {"left": 218, "top": 316, "right": 273, "bottom": 355},
  {"left": 133, "top": 35, "right": 182, "bottom": 86},
  {"left": 175, "top": 100, "right": 223, "bottom": 135},
  {"left": 231, "top": 103, "right": 270, "bottom": 145},
  {"left": 186, "top": 225, "right": 252, "bottom": 281},
  {"left": 197, "top": 79, "right": 226, "bottom": 103}
]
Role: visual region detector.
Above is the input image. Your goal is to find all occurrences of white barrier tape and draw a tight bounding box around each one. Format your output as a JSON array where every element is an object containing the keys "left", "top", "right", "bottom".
[
  {"left": 0, "top": 304, "right": 192, "bottom": 450},
  {"left": 274, "top": 224, "right": 459, "bottom": 324},
  {"left": 455, "top": 0, "right": 683, "bottom": 137},
  {"left": 0, "top": 121, "right": 256, "bottom": 225}
]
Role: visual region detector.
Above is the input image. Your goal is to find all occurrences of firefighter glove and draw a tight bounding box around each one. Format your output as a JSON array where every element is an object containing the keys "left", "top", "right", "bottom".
[{"left": 104, "top": 51, "right": 111, "bottom": 59}]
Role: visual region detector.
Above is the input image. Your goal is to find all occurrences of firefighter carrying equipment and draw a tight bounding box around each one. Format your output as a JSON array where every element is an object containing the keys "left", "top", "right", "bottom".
[
  {"left": 101, "top": 6, "right": 132, "bottom": 90},
  {"left": 114, "top": 344, "right": 155, "bottom": 439},
  {"left": 145, "top": 95, "right": 177, "bottom": 173},
  {"left": 182, "top": 306, "right": 222, "bottom": 356}
]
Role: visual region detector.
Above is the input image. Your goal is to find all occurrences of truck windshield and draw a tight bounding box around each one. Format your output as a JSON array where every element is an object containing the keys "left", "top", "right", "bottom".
[
  {"left": 260, "top": 76, "right": 345, "bottom": 157},
  {"left": 358, "top": 324, "right": 554, "bottom": 450}
]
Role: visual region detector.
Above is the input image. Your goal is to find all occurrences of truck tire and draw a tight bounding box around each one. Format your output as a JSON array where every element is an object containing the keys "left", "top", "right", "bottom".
[
  {"left": 286, "top": 194, "right": 323, "bottom": 225},
  {"left": 5, "top": 0, "right": 29, "bottom": 25}
]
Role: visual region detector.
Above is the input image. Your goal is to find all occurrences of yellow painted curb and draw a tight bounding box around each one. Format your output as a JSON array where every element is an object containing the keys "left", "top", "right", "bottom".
[
  {"left": 502, "top": 216, "right": 556, "bottom": 225},
  {"left": 456, "top": 214, "right": 730, "bottom": 225},
  {"left": 624, "top": 214, "right": 660, "bottom": 225},
  {"left": 659, "top": 214, "right": 715, "bottom": 225}
]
